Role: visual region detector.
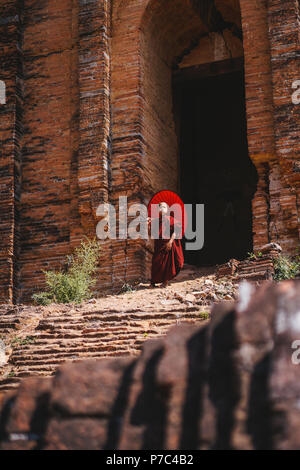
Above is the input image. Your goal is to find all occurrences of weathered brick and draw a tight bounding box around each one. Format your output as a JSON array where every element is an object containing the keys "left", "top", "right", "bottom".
[{"left": 0, "top": 0, "right": 299, "bottom": 302}]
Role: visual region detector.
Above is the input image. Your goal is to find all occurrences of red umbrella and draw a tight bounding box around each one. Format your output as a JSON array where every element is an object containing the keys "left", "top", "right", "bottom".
[{"left": 148, "top": 190, "right": 187, "bottom": 237}]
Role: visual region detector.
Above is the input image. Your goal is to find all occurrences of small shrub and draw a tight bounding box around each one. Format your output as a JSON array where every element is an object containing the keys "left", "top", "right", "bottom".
[
  {"left": 119, "top": 283, "right": 135, "bottom": 294},
  {"left": 32, "top": 238, "right": 100, "bottom": 305},
  {"left": 273, "top": 254, "right": 300, "bottom": 281},
  {"left": 200, "top": 311, "right": 210, "bottom": 320}
]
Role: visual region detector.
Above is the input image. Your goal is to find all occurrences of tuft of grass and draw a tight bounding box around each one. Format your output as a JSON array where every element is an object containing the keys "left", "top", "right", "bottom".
[
  {"left": 11, "top": 335, "right": 36, "bottom": 347},
  {"left": 247, "top": 251, "right": 263, "bottom": 260},
  {"left": 199, "top": 311, "right": 210, "bottom": 320},
  {"left": 32, "top": 238, "right": 101, "bottom": 305},
  {"left": 273, "top": 254, "right": 300, "bottom": 281}
]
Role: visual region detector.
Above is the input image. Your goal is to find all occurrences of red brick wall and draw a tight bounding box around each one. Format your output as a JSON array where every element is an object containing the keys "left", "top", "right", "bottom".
[
  {"left": 0, "top": 0, "right": 23, "bottom": 303},
  {"left": 17, "top": 0, "right": 80, "bottom": 301},
  {"left": 77, "top": 0, "right": 112, "bottom": 290},
  {"left": 110, "top": 0, "right": 147, "bottom": 287},
  {"left": 0, "top": 0, "right": 112, "bottom": 302},
  {"left": 141, "top": 0, "right": 208, "bottom": 197},
  {"left": 267, "top": 0, "right": 300, "bottom": 252},
  {"left": 0, "top": 0, "right": 299, "bottom": 303},
  {"left": 111, "top": 0, "right": 299, "bottom": 282},
  {"left": 239, "top": 0, "right": 276, "bottom": 250}
]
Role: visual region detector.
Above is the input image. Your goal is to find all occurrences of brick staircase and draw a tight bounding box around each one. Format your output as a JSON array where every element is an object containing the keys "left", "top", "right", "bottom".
[
  {"left": 0, "top": 300, "right": 208, "bottom": 395},
  {"left": 1, "top": 281, "right": 299, "bottom": 450}
]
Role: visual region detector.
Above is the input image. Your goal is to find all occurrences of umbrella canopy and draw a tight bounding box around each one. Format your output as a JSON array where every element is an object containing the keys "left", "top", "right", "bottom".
[{"left": 148, "top": 190, "right": 187, "bottom": 237}]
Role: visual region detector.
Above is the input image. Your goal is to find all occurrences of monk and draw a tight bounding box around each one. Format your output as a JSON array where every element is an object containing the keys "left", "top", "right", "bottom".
[{"left": 148, "top": 202, "right": 184, "bottom": 288}]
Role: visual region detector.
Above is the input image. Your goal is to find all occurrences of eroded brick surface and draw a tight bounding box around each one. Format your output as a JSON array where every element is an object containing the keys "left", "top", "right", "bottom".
[
  {"left": 0, "top": 0, "right": 299, "bottom": 302},
  {"left": 0, "top": 280, "right": 299, "bottom": 450}
]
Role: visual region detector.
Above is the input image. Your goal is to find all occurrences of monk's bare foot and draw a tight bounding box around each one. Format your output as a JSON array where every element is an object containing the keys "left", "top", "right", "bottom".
[{"left": 162, "top": 281, "right": 169, "bottom": 288}]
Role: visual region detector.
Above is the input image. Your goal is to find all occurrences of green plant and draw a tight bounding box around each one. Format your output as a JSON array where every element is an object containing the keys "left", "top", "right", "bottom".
[
  {"left": 32, "top": 238, "right": 101, "bottom": 305},
  {"left": 11, "top": 335, "right": 36, "bottom": 347},
  {"left": 32, "top": 292, "right": 53, "bottom": 306},
  {"left": 199, "top": 311, "right": 210, "bottom": 320},
  {"left": 119, "top": 283, "right": 135, "bottom": 294},
  {"left": 294, "top": 247, "right": 300, "bottom": 262},
  {"left": 247, "top": 251, "right": 257, "bottom": 260},
  {"left": 273, "top": 254, "right": 300, "bottom": 281},
  {"left": 7, "top": 371, "right": 15, "bottom": 378},
  {"left": 247, "top": 251, "right": 263, "bottom": 260}
]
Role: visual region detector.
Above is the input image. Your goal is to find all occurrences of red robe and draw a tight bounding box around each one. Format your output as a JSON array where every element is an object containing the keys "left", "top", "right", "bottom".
[{"left": 151, "top": 214, "right": 184, "bottom": 284}]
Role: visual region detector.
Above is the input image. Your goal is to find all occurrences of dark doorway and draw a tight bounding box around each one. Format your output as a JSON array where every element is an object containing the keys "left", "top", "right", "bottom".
[{"left": 173, "top": 60, "right": 258, "bottom": 266}]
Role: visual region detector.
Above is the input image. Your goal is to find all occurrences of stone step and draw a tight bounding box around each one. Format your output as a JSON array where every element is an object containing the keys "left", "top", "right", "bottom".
[
  {"left": 35, "top": 311, "right": 200, "bottom": 324},
  {"left": 10, "top": 346, "right": 137, "bottom": 362},
  {"left": 10, "top": 336, "right": 159, "bottom": 353},
  {"left": 0, "top": 379, "right": 20, "bottom": 392},
  {"left": 9, "top": 352, "right": 132, "bottom": 374}
]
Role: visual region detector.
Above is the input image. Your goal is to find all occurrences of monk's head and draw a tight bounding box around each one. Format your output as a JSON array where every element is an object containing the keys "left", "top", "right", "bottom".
[{"left": 158, "top": 202, "right": 169, "bottom": 215}]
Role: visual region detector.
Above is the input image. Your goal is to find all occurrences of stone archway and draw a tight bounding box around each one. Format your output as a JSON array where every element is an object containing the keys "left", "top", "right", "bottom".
[
  {"left": 111, "top": 0, "right": 276, "bottom": 282},
  {"left": 140, "top": 0, "right": 260, "bottom": 266}
]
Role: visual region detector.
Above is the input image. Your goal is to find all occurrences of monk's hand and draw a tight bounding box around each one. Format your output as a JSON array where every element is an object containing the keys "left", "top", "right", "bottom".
[{"left": 165, "top": 240, "right": 173, "bottom": 252}]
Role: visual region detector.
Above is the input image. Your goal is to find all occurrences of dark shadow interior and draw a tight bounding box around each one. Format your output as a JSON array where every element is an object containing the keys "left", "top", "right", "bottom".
[{"left": 173, "top": 61, "right": 258, "bottom": 266}]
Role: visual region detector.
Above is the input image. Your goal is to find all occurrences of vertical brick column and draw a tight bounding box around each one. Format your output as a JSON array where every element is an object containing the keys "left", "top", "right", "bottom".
[
  {"left": 18, "top": 0, "right": 81, "bottom": 302},
  {"left": 78, "top": 0, "right": 112, "bottom": 291},
  {"left": 267, "top": 0, "right": 300, "bottom": 252},
  {"left": 110, "top": 0, "right": 147, "bottom": 287},
  {"left": 239, "top": 0, "right": 276, "bottom": 250},
  {"left": 252, "top": 163, "right": 270, "bottom": 248},
  {"left": 78, "top": 0, "right": 111, "bottom": 231},
  {"left": 0, "top": 0, "right": 23, "bottom": 303}
]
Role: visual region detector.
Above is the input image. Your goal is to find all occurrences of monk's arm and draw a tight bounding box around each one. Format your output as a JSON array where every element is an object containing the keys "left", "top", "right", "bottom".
[{"left": 165, "top": 231, "right": 176, "bottom": 251}]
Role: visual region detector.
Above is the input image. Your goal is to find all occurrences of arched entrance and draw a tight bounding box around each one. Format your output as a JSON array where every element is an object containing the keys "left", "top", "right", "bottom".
[
  {"left": 111, "top": 0, "right": 275, "bottom": 283},
  {"left": 140, "top": 0, "right": 258, "bottom": 266}
]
